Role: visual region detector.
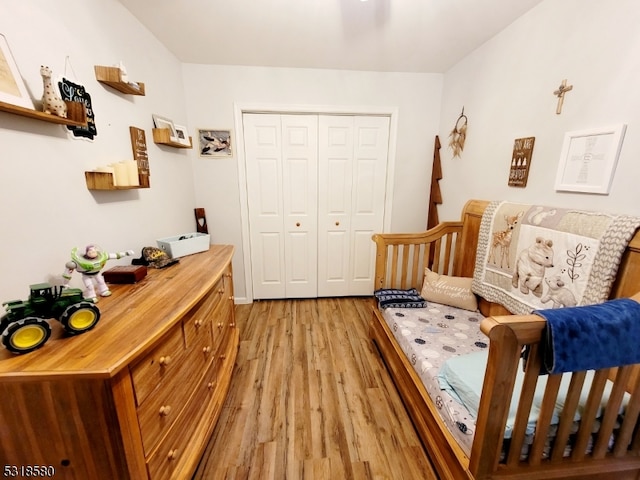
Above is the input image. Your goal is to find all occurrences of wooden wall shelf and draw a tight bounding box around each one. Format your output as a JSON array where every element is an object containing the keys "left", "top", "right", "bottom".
[
  {"left": 152, "top": 128, "right": 193, "bottom": 149},
  {"left": 85, "top": 171, "right": 150, "bottom": 190},
  {"left": 94, "top": 65, "right": 145, "bottom": 96},
  {"left": 0, "top": 100, "right": 87, "bottom": 126}
]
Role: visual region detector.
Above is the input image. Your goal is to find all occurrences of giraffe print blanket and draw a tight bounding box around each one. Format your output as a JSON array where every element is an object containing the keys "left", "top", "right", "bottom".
[{"left": 471, "top": 200, "right": 640, "bottom": 315}]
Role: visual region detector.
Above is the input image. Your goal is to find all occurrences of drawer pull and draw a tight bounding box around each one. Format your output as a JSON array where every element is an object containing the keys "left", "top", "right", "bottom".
[
  {"left": 194, "top": 319, "right": 203, "bottom": 327},
  {"left": 219, "top": 354, "right": 227, "bottom": 360},
  {"left": 159, "top": 356, "right": 172, "bottom": 366},
  {"left": 207, "top": 382, "right": 214, "bottom": 390},
  {"left": 217, "top": 322, "right": 223, "bottom": 329},
  {"left": 159, "top": 405, "right": 172, "bottom": 417},
  {"left": 230, "top": 323, "right": 236, "bottom": 328},
  {"left": 167, "top": 449, "right": 178, "bottom": 460},
  {"left": 203, "top": 346, "right": 212, "bottom": 354},
  {"left": 218, "top": 289, "right": 224, "bottom": 294},
  {"left": 225, "top": 273, "right": 232, "bottom": 278}
]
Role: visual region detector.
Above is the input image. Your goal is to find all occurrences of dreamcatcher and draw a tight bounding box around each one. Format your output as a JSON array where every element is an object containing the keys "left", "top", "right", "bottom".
[{"left": 448, "top": 108, "right": 467, "bottom": 158}]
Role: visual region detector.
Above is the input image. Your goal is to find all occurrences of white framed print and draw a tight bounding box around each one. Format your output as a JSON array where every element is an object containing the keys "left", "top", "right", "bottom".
[
  {"left": 152, "top": 114, "right": 178, "bottom": 142},
  {"left": 173, "top": 124, "right": 191, "bottom": 147},
  {"left": 0, "top": 34, "right": 34, "bottom": 109},
  {"left": 198, "top": 129, "right": 232, "bottom": 157},
  {"left": 554, "top": 124, "right": 626, "bottom": 195}
]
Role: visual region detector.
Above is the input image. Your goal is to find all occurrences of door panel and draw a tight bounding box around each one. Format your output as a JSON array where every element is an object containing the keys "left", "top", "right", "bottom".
[
  {"left": 244, "top": 114, "right": 286, "bottom": 299},
  {"left": 281, "top": 115, "right": 318, "bottom": 298},
  {"left": 317, "top": 116, "right": 354, "bottom": 296}
]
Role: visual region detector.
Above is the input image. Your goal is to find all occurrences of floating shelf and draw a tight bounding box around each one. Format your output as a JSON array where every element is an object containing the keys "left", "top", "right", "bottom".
[
  {"left": 94, "top": 66, "right": 145, "bottom": 96},
  {"left": 152, "top": 128, "right": 193, "bottom": 149},
  {"left": 85, "top": 171, "right": 150, "bottom": 191},
  {"left": 0, "top": 100, "right": 87, "bottom": 126}
]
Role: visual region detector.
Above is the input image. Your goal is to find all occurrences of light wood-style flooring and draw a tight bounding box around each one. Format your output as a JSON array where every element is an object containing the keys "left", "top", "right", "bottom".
[{"left": 192, "top": 297, "right": 436, "bottom": 480}]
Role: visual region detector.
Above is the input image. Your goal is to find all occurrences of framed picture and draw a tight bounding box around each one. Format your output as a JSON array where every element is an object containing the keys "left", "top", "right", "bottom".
[
  {"left": 173, "top": 124, "right": 191, "bottom": 146},
  {"left": 0, "top": 34, "right": 34, "bottom": 109},
  {"left": 152, "top": 114, "right": 177, "bottom": 142},
  {"left": 198, "top": 129, "right": 232, "bottom": 157},
  {"left": 554, "top": 124, "right": 626, "bottom": 195}
]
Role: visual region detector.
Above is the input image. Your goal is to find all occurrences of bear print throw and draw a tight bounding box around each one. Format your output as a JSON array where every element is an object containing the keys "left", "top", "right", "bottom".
[{"left": 472, "top": 201, "right": 640, "bottom": 315}]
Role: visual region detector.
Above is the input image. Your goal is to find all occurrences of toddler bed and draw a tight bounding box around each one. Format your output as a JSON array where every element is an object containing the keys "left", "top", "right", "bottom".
[{"left": 370, "top": 199, "right": 640, "bottom": 480}]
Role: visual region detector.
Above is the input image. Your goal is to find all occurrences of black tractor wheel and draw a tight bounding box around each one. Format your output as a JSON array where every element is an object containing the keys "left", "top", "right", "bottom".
[
  {"left": 2, "top": 317, "right": 52, "bottom": 354},
  {"left": 59, "top": 302, "right": 101, "bottom": 335}
]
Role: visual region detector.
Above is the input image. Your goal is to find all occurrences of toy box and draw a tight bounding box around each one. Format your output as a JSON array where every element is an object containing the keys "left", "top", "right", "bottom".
[{"left": 156, "top": 233, "right": 210, "bottom": 258}]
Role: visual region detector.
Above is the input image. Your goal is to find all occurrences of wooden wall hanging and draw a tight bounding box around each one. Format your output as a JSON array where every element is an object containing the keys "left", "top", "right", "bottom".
[
  {"left": 129, "top": 126, "right": 150, "bottom": 188},
  {"left": 427, "top": 135, "right": 443, "bottom": 229},
  {"left": 194, "top": 208, "right": 208, "bottom": 234},
  {"left": 508, "top": 136, "right": 535, "bottom": 187}
]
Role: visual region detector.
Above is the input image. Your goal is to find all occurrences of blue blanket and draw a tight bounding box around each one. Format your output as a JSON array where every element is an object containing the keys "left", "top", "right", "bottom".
[
  {"left": 374, "top": 288, "right": 427, "bottom": 309},
  {"left": 534, "top": 298, "right": 640, "bottom": 374}
]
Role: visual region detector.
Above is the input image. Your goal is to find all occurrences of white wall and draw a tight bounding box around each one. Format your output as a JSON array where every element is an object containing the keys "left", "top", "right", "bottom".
[
  {"left": 438, "top": 0, "right": 640, "bottom": 221},
  {"left": 0, "top": 1, "right": 195, "bottom": 307},
  {"left": 183, "top": 64, "right": 443, "bottom": 301}
]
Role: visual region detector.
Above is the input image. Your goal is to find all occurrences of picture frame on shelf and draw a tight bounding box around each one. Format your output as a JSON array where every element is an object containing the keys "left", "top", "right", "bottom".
[
  {"left": 198, "top": 129, "right": 232, "bottom": 157},
  {"left": 554, "top": 124, "right": 626, "bottom": 195},
  {"left": 0, "top": 34, "right": 34, "bottom": 110},
  {"left": 174, "top": 124, "right": 191, "bottom": 146},
  {"left": 152, "top": 114, "right": 177, "bottom": 142}
]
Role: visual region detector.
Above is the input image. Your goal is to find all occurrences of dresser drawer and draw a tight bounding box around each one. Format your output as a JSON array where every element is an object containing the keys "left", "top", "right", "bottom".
[
  {"left": 183, "top": 290, "right": 218, "bottom": 350},
  {"left": 146, "top": 362, "right": 218, "bottom": 480},
  {"left": 130, "top": 325, "right": 186, "bottom": 406}
]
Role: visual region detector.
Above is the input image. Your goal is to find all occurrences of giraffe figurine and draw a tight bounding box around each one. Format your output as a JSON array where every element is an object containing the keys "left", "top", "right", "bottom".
[{"left": 40, "top": 65, "right": 67, "bottom": 118}]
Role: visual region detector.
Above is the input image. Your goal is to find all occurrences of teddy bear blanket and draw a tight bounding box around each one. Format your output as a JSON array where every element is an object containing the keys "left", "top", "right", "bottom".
[{"left": 471, "top": 200, "right": 640, "bottom": 315}]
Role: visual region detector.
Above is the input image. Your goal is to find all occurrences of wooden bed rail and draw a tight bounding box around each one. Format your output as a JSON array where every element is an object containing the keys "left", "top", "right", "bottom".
[
  {"left": 372, "top": 222, "right": 463, "bottom": 291},
  {"left": 473, "top": 298, "right": 640, "bottom": 479}
]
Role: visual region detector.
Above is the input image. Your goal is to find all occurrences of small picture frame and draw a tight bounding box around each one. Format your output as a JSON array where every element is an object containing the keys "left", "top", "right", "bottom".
[
  {"left": 173, "top": 124, "right": 191, "bottom": 147},
  {"left": 0, "top": 34, "right": 34, "bottom": 110},
  {"left": 554, "top": 124, "right": 626, "bottom": 195},
  {"left": 152, "top": 114, "right": 177, "bottom": 142},
  {"left": 198, "top": 129, "right": 232, "bottom": 157}
]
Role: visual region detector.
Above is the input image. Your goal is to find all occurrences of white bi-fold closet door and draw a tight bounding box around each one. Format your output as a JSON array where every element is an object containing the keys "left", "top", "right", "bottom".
[{"left": 243, "top": 113, "right": 390, "bottom": 299}]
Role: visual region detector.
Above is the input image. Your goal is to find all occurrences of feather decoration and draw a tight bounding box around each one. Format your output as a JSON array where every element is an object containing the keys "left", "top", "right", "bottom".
[{"left": 448, "top": 109, "right": 468, "bottom": 158}]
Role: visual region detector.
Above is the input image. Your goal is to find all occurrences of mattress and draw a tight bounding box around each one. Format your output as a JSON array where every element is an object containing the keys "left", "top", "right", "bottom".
[
  {"left": 379, "top": 302, "right": 488, "bottom": 455},
  {"left": 380, "top": 303, "right": 628, "bottom": 460}
]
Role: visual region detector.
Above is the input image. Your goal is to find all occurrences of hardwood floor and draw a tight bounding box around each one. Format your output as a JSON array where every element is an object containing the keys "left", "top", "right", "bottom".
[{"left": 192, "top": 297, "right": 436, "bottom": 480}]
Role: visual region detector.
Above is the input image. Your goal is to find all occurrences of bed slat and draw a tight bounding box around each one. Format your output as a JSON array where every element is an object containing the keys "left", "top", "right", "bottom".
[
  {"left": 528, "top": 373, "right": 563, "bottom": 465},
  {"left": 571, "top": 369, "right": 610, "bottom": 461},
  {"left": 614, "top": 374, "right": 640, "bottom": 456},
  {"left": 550, "top": 370, "right": 587, "bottom": 461}
]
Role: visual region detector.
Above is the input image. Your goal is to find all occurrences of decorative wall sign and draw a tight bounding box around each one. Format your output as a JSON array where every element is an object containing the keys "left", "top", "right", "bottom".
[
  {"left": 58, "top": 77, "right": 96, "bottom": 140},
  {"left": 554, "top": 124, "right": 626, "bottom": 195},
  {"left": 129, "top": 126, "right": 150, "bottom": 188},
  {"left": 508, "top": 137, "right": 535, "bottom": 187}
]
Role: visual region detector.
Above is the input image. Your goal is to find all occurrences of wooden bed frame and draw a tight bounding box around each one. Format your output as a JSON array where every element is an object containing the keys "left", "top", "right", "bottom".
[{"left": 370, "top": 199, "right": 640, "bottom": 480}]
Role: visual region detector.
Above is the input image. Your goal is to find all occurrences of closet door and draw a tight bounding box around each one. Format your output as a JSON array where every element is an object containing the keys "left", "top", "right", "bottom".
[
  {"left": 244, "top": 113, "right": 318, "bottom": 299},
  {"left": 318, "top": 115, "right": 390, "bottom": 296}
]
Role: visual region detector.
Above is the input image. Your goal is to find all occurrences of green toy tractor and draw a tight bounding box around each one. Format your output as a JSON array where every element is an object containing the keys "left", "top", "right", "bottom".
[{"left": 0, "top": 283, "right": 100, "bottom": 354}]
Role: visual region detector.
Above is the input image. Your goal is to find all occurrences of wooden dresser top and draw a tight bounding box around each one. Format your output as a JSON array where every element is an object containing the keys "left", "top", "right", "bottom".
[{"left": 0, "top": 245, "right": 234, "bottom": 380}]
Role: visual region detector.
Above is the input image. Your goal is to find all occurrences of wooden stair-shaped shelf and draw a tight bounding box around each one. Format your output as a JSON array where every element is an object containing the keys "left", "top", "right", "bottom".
[
  {"left": 85, "top": 171, "right": 150, "bottom": 191},
  {"left": 0, "top": 100, "right": 87, "bottom": 126},
  {"left": 94, "top": 66, "right": 145, "bottom": 95},
  {"left": 427, "top": 135, "right": 443, "bottom": 229},
  {"left": 152, "top": 128, "right": 192, "bottom": 149}
]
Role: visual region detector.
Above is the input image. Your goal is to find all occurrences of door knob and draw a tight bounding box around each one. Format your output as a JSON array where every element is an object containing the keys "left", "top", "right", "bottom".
[
  {"left": 296, "top": 222, "right": 301, "bottom": 227},
  {"left": 335, "top": 221, "right": 340, "bottom": 226}
]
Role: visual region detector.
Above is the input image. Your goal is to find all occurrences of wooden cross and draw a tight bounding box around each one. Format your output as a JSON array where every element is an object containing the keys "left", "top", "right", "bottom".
[{"left": 553, "top": 79, "right": 573, "bottom": 114}]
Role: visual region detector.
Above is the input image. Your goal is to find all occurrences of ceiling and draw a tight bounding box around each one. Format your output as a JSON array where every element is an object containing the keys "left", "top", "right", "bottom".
[{"left": 118, "top": 0, "right": 544, "bottom": 73}]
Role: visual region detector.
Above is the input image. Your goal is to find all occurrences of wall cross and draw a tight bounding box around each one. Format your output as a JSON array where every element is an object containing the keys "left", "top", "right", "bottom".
[{"left": 553, "top": 79, "right": 573, "bottom": 114}]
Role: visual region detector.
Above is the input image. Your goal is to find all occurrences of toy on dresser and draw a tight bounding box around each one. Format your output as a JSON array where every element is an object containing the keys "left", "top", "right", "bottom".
[
  {"left": 40, "top": 65, "right": 67, "bottom": 117},
  {"left": 62, "top": 245, "right": 134, "bottom": 302}
]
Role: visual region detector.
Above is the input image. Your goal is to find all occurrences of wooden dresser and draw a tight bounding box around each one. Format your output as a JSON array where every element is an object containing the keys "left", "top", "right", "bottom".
[{"left": 0, "top": 246, "right": 237, "bottom": 480}]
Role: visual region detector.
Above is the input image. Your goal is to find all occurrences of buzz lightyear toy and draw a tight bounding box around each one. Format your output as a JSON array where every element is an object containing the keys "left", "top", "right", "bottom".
[{"left": 63, "top": 244, "right": 134, "bottom": 302}]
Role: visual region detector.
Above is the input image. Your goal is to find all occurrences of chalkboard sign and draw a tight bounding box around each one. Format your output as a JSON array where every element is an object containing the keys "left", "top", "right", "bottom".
[{"left": 58, "top": 77, "right": 97, "bottom": 140}]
